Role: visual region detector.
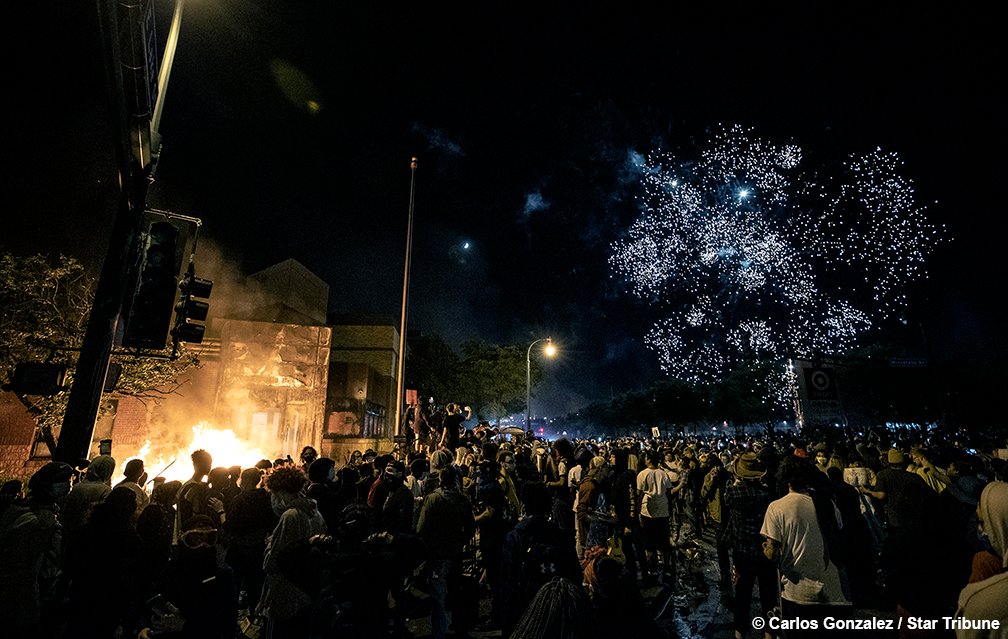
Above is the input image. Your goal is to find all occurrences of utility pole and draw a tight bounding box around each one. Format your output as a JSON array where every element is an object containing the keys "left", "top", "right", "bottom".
[
  {"left": 394, "top": 157, "right": 418, "bottom": 438},
  {"left": 55, "top": 0, "right": 159, "bottom": 463}
]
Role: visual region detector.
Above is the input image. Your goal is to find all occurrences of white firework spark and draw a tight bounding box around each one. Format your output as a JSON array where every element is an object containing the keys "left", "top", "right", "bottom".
[{"left": 611, "top": 124, "right": 945, "bottom": 387}]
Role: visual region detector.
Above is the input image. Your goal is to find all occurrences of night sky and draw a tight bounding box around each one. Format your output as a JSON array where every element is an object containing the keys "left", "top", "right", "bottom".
[{"left": 6, "top": 2, "right": 1004, "bottom": 417}]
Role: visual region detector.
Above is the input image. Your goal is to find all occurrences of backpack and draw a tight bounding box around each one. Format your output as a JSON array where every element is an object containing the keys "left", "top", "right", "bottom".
[{"left": 512, "top": 521, "right": 567, "bottom": 591}]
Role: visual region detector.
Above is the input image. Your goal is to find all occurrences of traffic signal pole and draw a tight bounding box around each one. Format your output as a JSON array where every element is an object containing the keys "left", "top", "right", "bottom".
[{"left": 54, "top": 0, "right": 153, "bottom": 464}]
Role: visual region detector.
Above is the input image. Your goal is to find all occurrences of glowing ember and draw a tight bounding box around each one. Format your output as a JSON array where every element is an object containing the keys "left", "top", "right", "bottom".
[{"left": 115, "top": 421, "right": 271, "bottom": 484}]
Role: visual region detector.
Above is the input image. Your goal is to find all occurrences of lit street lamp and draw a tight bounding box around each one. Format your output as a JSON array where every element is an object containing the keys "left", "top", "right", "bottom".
[{"left": 526, "top": 337, "right": 556, "bottom": 433}]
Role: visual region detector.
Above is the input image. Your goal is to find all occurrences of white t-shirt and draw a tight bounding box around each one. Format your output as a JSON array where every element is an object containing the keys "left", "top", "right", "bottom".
[
  {"left": 569, "top": 464, "right": 583, "bottom": 511},
  {"left": 760, "top": 491, "right": 850, "bottom": 605},
  {"left": 636, "top": 467, "right": 673, "bottom": 519}
]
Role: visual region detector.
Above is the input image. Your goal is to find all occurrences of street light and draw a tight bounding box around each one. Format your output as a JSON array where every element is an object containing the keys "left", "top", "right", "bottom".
[{"left": 526, "top": 337, "right": 556, "bottom": 433}]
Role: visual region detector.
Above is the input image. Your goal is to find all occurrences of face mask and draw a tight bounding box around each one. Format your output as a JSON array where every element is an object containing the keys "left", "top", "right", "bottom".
[
  {"left": 270, "top": 492, "right": 290, "bottom": 517},
  {"left": 52, "top": 481, "right": 71, "bottom": 500},
  {"left": 328, "top": 467, "right": 336, "bottom": 482}
]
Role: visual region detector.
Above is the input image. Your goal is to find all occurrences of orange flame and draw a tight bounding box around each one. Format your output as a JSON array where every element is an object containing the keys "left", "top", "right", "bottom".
[{"left": 116, "top": 421, "right": 271, "bottom": 484}]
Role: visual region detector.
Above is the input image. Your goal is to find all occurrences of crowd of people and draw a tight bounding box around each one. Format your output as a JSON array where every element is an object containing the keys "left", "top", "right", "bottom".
[{"left": 1, "top": 411, "right": 1007, "bottom": 639}]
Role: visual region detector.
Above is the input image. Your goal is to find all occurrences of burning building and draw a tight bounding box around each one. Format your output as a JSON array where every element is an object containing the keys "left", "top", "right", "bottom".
[{"left": 0, "top": 258, "right": 401, "bottom": 482}]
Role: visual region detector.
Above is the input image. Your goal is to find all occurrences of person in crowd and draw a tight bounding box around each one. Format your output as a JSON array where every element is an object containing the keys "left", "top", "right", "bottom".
[
  {"left": 609, "top": 446, "right": 644, "bottom": 582},
  {"left": 637, "top": 448, "right": 675, "bottom": 587},
  {"left": 63, "top": 485, "right": 144, "bottom": 639},
  {"left": 0, "top": 479, "right": 23, "bottom": 518},
  {"left": 61, "top": 453, "right": 116, "bottom": 550},
  {"left": 910, "top": 445, "right": 952, "bottom": 494},
  {"left": 416, "top": 464, "right": 476, "bottom": 639},
  {"left": 208, "top": 466, "right": 239, "bottom": 513},
  {"left": 761, "top": 456, "right": 851, "bottom": 637},
  {"left": 0, "top": 461, "right": 74, "bottom": 638},
  {"left": 334, "top": 464, "right": 360, "bottom": 506},
  {"left": 473, "top": 457, "right": 508, "bottom": 630},
  {"left": 136, "top": 479, "right": 183, "bottom": 606},
  {"left": 583, "top": 549, "right": 659, "bottom": 638},
  {"left": 577, "top": 455, "right": 615, "bottom": 557},
  {"left": 826, "top": 466, "right": 880, "bottom": 606},
  {"left": 955, "top": 480, "right": 1008, "bottom": 636},
  {"left": 257, "top": 466, "right": 326, "bottom": 639},
  {"left": 567, "top": 446, "right": 592, "bottom": 548},
  {"left": 701, "top": 452, "right": 731, "bottom": 589},
  {"left": 500, "top": 481, "right": 582, "bottom": 639},
  {"left": 305, "top": 456, "right": 341, "bottom": 532},
  {"left": 546, "top": 437, "right": 576, "bottom": 540},
  {"left": 722, "top": 451, "right": 775, "bottom": 639},
  {"left": 224, "top": 467, "right": 275, "bottom": 614},
  {"left": 175, "top": 449, "right": 218, "bottom": 544},
  {"left": 298, "top": 446, "right": 318, "bottom": 475},
  {"left": 405, "top": 455, "right": 430, "bottom": 502},
  {"left": 507, "top": 576, "right": 594, "bottom": 639},
  {"left": 813, "top": 443, "right": 831, "bottom": 475},
  {"left": 140, "top": 514, "right": 238, "bottom": 639},
  {"left": 683, "top": 446, "right": 706, "bottom": 539},
  {"left": 115, "top": 458, "right": 151, "bottom": 519},
  {"left": 355, "top": 450, "right": 381, "bottom": 502},
  {"left": 439, "top": 403, "right": 471, "bottom": 452},
  {"left": 377, "top": 460, "right": 415, "bottom": 536},
  {"left": 497, "top": 449, "right": 522, "bottom": 526},
  {"left": 859, "top": 446, "right": 948, "bottom": 619}
]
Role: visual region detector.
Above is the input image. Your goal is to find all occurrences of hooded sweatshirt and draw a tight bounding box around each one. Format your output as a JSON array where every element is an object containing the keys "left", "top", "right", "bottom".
[
  {"left": 955, "top": 481, "right": 1008, "bottom": 637},
  {"left": 257, "top": 495, "right": 327, "bottom": 620},
  {"left": 61, "top": 454, "right": 117, "bottom": 549}
]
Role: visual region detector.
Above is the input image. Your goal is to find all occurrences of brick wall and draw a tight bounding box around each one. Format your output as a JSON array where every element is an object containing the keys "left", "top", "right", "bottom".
[{"left": 0, "top": 391, "right": 43, "bottom": 481}]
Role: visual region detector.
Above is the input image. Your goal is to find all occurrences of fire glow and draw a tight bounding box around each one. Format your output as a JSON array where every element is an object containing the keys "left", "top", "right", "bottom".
[{"left": 117, "top": 421, "right": 271, "bottom": 484}]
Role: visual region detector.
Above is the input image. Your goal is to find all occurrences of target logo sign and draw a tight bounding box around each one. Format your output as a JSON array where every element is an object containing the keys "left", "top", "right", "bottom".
[{"left": 804, "top": 367, "right": 838, "bottom": 400}]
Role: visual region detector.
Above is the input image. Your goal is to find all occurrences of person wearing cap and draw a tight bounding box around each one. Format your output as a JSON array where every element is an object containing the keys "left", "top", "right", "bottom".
[
  {"left": 0, "top": 461, "right": 74, "bottom": 634},
  {"left": 376, "top": 460, "right": 414, "bottom": 536},
  {"left": 859, "top": 448, "right": 932, "bottom": 531},
  {"left": 722, "top": 452, "right": 775, "bottom": 639},
  {"left": 864, "top": 449, "right": 970, "bottom": 630}
]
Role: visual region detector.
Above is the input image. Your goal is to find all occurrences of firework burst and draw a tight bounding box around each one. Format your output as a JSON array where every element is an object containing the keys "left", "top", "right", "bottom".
[{"left": 610, "top": 124, "right": 945, "bottom": 387}]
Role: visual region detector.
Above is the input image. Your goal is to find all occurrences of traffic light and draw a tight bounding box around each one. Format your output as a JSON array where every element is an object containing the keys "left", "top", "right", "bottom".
[
  {"left": 172, "top": 268, "right": 213, "bottom": 344},
  {"left": 122, "top": 221, "right": 181, "bottom": 349},
  {"left": 2, "top": 362, "right": 68, "bottom": 396}
]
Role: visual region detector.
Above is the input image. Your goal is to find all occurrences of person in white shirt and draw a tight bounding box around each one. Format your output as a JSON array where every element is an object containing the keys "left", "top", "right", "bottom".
[
  {"left": 637, "top": 449, "right": 675, "bottom": 586},
  {"left": 761, "top": 456, "right": 851, "bottom": 637}
]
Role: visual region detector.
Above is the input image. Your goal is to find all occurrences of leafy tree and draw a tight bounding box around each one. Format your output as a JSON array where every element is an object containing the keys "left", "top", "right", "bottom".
[
  {"left": 403, "top": 332, "right": 464, "bottom": 406},
  {"left": 459, "top": 340, "right": 541, "bottom": 423},
  {"left": 0, "top": 252, "right": 200, "bottom": 439}
]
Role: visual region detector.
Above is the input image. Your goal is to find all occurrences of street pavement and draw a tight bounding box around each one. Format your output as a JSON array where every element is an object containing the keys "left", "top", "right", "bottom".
[{"left": 404, "top": 528, "right": 901, "bottom": 639}]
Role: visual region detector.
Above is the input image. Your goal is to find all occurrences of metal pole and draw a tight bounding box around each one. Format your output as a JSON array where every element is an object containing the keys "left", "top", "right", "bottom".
[
  {"left": 394, "top": 157, "right": 417, "bottom": 437},
  {"left": 526, "top": 338, "right": 542, "bottom": 433},
  {"left": 56, "top": 0, "right": 148, "bottom": 464},
  {"left": 151, "top": 0, "right": 184, "bottom": 137}
]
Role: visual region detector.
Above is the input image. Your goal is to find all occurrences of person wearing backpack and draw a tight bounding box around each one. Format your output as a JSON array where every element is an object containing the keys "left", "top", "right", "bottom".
[
  {"left": 416, "top": 465, "right": 476, "bottom": 639},
  {"left": 500, "top": 481, "right": 581, "bottom": 639}
]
